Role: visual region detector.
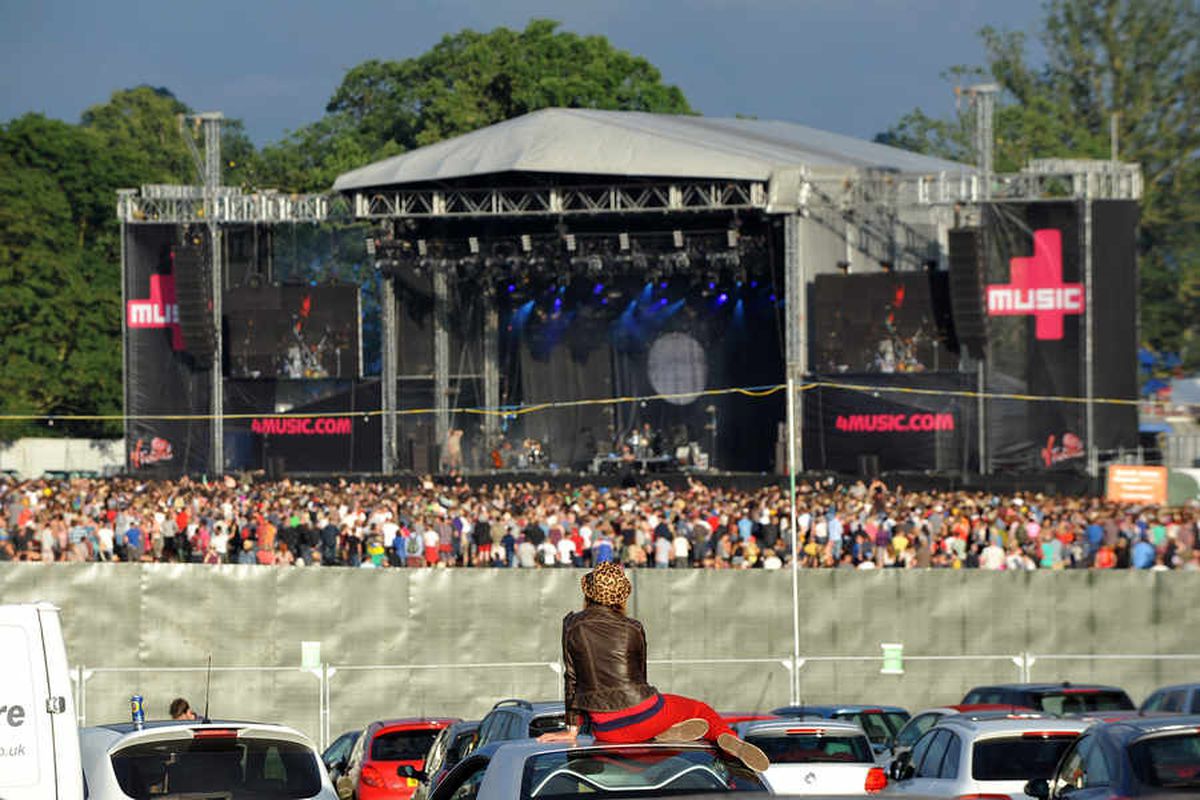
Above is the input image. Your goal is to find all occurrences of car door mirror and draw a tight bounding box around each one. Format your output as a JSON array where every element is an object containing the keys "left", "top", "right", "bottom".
[
  {"left": 889, "top": 751, "right": 911, "bottom": 781},
  {"left": 399, "top": 765, "right": 428, "bottom": 782},
  {"left": 1025, "top": 778, "right": 1050, "bottom": 799}
]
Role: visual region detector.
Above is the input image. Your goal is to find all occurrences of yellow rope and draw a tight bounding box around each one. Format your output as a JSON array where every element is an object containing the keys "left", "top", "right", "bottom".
[{"left": 0, "top": 380, "right": 1156, "bottom": 424}]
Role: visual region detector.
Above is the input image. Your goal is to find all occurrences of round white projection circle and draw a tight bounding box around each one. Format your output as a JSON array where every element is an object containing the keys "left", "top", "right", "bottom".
[{"left": 647, "top": 333, "right": 707, "bottom": 405}]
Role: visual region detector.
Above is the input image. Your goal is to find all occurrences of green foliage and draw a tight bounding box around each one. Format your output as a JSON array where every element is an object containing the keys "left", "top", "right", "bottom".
[
  {"left": 260, "top": 19, "right": 692, "bottom": 190},
  {"left": 877, "top": 0, "right": 1200, "bottom": 366}
]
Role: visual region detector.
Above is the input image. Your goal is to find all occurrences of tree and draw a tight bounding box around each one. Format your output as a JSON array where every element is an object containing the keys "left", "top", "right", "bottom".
[
  {"left": 261, "top": 19, "right": 693, "bottom": 191},
  {"left": 877, "top": 0, "right": 1199, "bottom": 365}
]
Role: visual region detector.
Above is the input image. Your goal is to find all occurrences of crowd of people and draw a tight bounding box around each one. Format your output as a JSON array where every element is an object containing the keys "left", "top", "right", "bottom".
[{"left": 1, "top": 474, "right": 1197, "bottom": 571}]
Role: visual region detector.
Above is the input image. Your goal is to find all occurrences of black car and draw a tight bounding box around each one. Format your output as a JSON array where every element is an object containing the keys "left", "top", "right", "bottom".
[
  {"left": 413, "top": 719, "right": 480, "bottom": 800},
  {"left": 1026, "top": 714, "right": 1200, "bottom": 799},
  {"left": 962, "top": 683, "right": 1135, "bottom": 715},
  {"left": 322, "top": 728, "right": 361, "bottom": 784},
  {"left": 469, "top": 699, "right": 567, "bottom": 754}
]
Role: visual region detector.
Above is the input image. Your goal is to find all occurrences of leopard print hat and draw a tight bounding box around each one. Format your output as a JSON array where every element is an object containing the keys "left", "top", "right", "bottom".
[{"left": 581, "top": 561, "right": 631, "bottom": 607}]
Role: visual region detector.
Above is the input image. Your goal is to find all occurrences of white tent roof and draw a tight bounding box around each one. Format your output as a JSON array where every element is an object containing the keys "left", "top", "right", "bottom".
[{"left": 332, "top": 108, "right": 969, "bottom": 192}]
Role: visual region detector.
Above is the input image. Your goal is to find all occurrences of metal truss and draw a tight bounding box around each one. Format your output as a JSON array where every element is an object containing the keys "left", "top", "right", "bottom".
[
  {"left": 353, "top": 180, "right": 767, "bottom": 219},
  {"left": 117, "top": 186, "right": 330, "bottom": 224},
  {"left": 810, "top": 161, "right": 1142, "bottom": 211}
]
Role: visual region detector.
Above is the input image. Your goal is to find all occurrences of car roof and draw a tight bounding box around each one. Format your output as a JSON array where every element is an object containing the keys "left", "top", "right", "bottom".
[
  {"left": 489, "top": 699, "right": 564, "bottom": 716},
  {"left": 81, "top": 721, "right": 316, "bottom": 752},
  {"left": 739, "top": 719, "right": 868, "bottom": 736},
  {"left": 371, "top": 717, "right": 459, "bottom": 731},
  {"left": 97, "top": 720, "right": 274, "bottom": 734},
  {"left": 968, "top": 683, "right": 1129, "bottom": 693},
  {"left": 480, "top": 737, "right": 727, "bottom": 760},
  {"left": 1145, "top": 682, "right": 1200, "bottom": 693},
  {"left": 936, "top": 716, "right": 1091, "bottom": 737},
  {"left": 772, "top": 704, "right": 908, "bottom": 715},
  {"left": 1100, "top": 714, "right": 1200, "bottom": 741}
]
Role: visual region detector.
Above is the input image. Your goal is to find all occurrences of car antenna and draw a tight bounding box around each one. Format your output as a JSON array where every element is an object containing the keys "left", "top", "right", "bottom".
[{"left": 202, "top": 653, "right": 213, "bottom": 722}]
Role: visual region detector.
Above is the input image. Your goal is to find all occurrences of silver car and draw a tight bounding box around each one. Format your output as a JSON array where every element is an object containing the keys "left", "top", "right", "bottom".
[
  {"left": 733, "top": 719, "right": 888, "bottom": 795},
  {"left": 427, "top": 738, "right": 768, "bottom": 800},
  {"left": 79, "top": 720, "right": 338, "bottom": 799},
  {"left": 885, "top": 716, "right": 1090, "bottom": 800}
]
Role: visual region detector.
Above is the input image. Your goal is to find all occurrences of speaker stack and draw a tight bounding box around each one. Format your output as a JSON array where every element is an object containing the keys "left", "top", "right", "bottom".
[
  {"left": 173, "top": 238, "right": 216, "bottom": 367},
  {"left": 947, "top": 228, "right": 988, "bottom": 359}
]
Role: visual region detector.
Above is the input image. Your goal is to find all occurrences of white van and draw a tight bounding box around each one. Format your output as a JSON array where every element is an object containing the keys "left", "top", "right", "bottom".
[{"left": 0, "top": 602, "right": 84, "bottom": 800}]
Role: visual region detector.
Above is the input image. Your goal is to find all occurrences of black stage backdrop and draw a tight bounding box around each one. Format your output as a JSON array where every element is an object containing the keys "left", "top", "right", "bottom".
[
  {"left": 803, "top": 372, "right": 977, "bottom": 474},
  {"left": 982, "top": 201, "right": 1138, "bottom": 470},
  {"left": 124, "top": 226, "right": 211, "bottom": 476},
  {"left": 502, "top": 279, "right": 786, "bottom": 472}
]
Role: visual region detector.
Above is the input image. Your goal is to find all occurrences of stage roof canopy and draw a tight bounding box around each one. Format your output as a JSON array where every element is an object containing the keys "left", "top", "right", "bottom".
[{"left": 332, "top": 108, "right": 969, "bottom": 192}]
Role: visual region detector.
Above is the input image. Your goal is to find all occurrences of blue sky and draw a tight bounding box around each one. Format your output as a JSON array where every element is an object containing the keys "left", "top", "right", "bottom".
[{"left": 0, "top": 0, "right": 1044, "bottom": 147}]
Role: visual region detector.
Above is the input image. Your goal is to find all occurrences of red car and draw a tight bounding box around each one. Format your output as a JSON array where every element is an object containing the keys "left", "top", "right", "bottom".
[{"left": 335, "top": 717, "right": 457, "bottom": 800}]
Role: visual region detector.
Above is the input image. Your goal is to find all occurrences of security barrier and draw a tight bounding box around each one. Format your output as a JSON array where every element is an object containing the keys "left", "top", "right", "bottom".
[{"left": 3, "top": 564, "right": 1197, "bottom": 749}]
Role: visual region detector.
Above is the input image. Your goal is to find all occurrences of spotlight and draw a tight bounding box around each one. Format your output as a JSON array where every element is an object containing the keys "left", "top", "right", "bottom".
[
  {"left": 836, "top": 260, "right": 852, "bottom": 275},
  {"left": 672, "top": 230, "right": 685, "bottom": 249},
  {"left": 726, "top": 228, "right": 739, "bottom": 248},
  {"left": 618, "top": 232, "right": 630, "bottom": 251},
  {"left": 417, "top": 239, "right": 428, "bottom": 257},
  {"left": 521, "top": 234, "right": 533, "bottom": 253},
  {"left": 365, "top": 238, "right": 377, "bottom": 257},
  {"left": 468, "top": 237, "right": 480, "bottom": 255},
  {"left": 564, "top": 233, "right": 577, "bottom": 252}
]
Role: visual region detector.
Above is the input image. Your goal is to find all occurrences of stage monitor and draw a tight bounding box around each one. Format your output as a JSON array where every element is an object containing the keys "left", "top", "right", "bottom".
[
  {"left": 810, "top": 271, "right": 958, "bottom": 373},
  {"left": 224, "top": 285, "right": 362, "bottom": 379}
]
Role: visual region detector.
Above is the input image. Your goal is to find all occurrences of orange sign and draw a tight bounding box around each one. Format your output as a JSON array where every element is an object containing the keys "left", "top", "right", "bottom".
[{"left": 1105, "top": 465, "right": 1168, "bottom": 504}]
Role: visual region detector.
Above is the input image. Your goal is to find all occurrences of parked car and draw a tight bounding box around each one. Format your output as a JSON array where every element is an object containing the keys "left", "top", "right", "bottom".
[
  {"left": 1139, "top": 683, "right": 1200, "bottom": 715},
  {"left": 469, "top": 699, "right": 566, "bottom": 754},
  {"left": 411, "top": 720, "right": 479, "bottom": 800},
  {"left": 1025, "top": 715, "right": 1200, "bottom": 800},
  {"left": 721, "top": 712, "right": 781, "bottom": 725},
  {"left": 961, "top": 684, "right": 1135, "bottom": 715},
  {"left": 336, "top": 717, "right": 457, "bottom": 800},
  {"left": 885, "top": 715, "right": 1090, "bottom": 800},
  {"left": 79, "top": 720, "right": 336, "bottom": 799},
  {"left": 323, "top": 729, "right": 362, "bottom": 785},
  {"left": 891, "top": 705, "right": 1038, "bottom": 758},
  {"left": 772, "top": 705, "right": 911, "bottom": 756},
  {"left": 732, "top": 718, "right": 888, "bottom": 795},
  {"left": 427, "top": 738, "right": 768, "bottom": 800}
]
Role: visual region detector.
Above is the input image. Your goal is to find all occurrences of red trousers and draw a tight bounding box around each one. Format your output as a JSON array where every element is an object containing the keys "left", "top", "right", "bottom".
[{"left": 589, "top": 693, "right": 733, "bottom": 744}]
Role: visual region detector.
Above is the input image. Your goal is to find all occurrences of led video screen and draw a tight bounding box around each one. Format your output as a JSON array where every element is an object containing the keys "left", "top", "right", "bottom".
[{"left": 224, "top": 285, "right": 361, "bottom": 379}]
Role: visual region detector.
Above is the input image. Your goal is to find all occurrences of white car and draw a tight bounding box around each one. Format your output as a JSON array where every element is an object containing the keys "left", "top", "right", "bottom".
[
  {"left": 734, "top": 719, "right": 888, "bottom": 795},
  {"left": 885, "top": 716, "right": 1090, "bottom": 800},
  {"left": 79, "top": 720, "right": 338, "bottom": 799}
]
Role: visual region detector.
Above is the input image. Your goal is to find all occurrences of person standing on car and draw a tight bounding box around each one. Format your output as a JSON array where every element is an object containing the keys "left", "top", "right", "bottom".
[{"left": 539, "top": 561, "right": 769, "bottom": 772}]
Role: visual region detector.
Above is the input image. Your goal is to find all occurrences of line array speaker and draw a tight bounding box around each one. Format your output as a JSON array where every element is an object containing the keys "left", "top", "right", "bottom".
[
  {"left": 947, "top": 228, "right": 988, "bottom": 359},
  {"left": 173, "top": 239, "right": 216, "bottom": 367}
]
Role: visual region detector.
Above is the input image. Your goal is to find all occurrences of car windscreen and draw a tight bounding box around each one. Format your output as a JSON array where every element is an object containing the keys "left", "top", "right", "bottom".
[
  {"left": 835, "top": 713, "right": 902, "bottom": 745},
  {"left": 110, "top": 735, "right": 322, "bottom": 799},
  {"left": 1035, "top": 691, "right": 1133, "bottom": 714},
  {"left": 522, "top": 746, "right": 767, "bottom": 798},
  {"left": 372, "top": 729, "right": 440, "bottom": 761},
  {"left": 744, "top": 732, "right": 874, "bottom": 763},
  {"left": 971, "top": 736, "right": 1078, "bottom": 781},
  {"left": 528, "top": 714, "right": 567, "bottom": 738},
  {"left": 1129, "top": 733, "right": 1200, "bottom": 789}
]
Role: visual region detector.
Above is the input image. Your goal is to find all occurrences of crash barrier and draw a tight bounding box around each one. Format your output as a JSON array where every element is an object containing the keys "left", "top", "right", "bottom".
[{"left": 3, "top": 564, "right": 1197, "bottom": 748}]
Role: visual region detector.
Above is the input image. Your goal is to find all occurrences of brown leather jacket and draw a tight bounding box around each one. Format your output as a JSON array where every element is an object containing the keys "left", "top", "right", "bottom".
[{"left": 562, "top": 605, "right": 658, "bottom": 727}]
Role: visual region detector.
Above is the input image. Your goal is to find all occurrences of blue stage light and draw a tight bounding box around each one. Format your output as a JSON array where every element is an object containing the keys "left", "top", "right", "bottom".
[
  {"left": 750, "top": 280, "right": 758, "bottom": 288},
  {"left": 507, "top": 284, "right": 516, "bottom": 293},
  {"left": 716, "top": 293, "right": 729, "bottom": 305},
  {"left": 769, "top": 293, "right": 778, "bottom": 302},
  {"left": 659, "top": 281, "right": 668, "bottom": 289},
  {"left": 593, "top": 282, "right": 604, "bottom": 295},
  {"left": 707, "top": 282, "right": 716, "bottom": 290},
  {"left": 553, "top": 297, "right": 563, "bottom": 309}
]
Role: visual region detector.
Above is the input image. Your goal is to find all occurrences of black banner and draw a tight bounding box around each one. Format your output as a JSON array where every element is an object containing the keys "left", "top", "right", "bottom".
[
  {"left": 224, "top": 285, "right": 361, "bottom": 379},
  {"left": 981, "top": 201, "right": 1137, "bottom": 470},
  {"left": 803, "top": 372, "right": 976, "bottom": 474},
  {"left": 124, "top": 226, "right": 212, "bottom": 476}
]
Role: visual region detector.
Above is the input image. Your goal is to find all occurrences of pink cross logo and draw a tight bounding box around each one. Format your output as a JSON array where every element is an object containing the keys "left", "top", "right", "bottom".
[
  {"left": 986, "top": 229, "right": 1084, "bottom": 340},
  {"left": 127, "top": 272, "right": 184, "bottom": 350}
]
